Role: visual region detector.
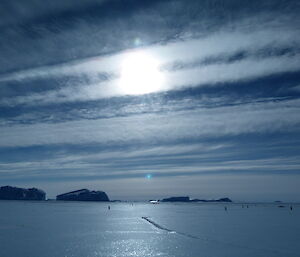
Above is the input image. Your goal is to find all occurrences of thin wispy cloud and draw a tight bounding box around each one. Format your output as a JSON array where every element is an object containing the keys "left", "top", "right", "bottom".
[
  {"left": 1, "top": 28, "right": 299, "bottom": 107},
  {"left": 1, "top": 99, "right": 300, "bottom": 148}
]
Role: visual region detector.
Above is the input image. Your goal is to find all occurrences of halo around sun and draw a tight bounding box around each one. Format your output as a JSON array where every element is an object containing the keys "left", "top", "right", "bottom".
[{"left": 119, "top": 51, "right": 164, "bottom": 95}]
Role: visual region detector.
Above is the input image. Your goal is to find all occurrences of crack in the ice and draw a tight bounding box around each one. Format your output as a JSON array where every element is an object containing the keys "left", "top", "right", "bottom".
[
  {"left": 141, "top": 216, "right": 199, "bottom": 239},
  {"left": 141, "top": 216, "right": 295, "bottom": 256}
]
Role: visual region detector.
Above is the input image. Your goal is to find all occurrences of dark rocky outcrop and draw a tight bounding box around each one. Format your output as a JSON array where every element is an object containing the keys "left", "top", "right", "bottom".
[
  {"left": 56, "top": 189, "right": 109, "bottom": 202},
  {"left": 0, "top": 186, "right": 46, "bottom": 200},
  {"left": 161, "top": 196, "right": 232, "bottom": 203}
]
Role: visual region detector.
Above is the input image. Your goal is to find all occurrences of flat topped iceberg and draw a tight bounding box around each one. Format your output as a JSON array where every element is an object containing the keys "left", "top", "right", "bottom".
[
  {"left": 0, "top": 186, "right": 46, "bottom": 200},
  {"left": 56, "top": 189, "right": 109, "bottom": 202}
]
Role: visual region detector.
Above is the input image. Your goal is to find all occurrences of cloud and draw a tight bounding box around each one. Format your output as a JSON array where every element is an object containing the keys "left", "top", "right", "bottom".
[
  {"left": 0, "top": 98, "right": 299, "bottom": 148},
  {"left": 1, "top": 137, "right": 299, "bottom": 183},
  {"left": 1, "top": 0, "right": 299, "bottom": 200},
  {"left": 1, "top": 50, "right": 299, "bottom": 107},
  {"left": 0, "top": 23, "right": 299, "bottom": 107},
  {"left": 1, "top": 24, "right": 299, "bottom": 82},
  {"left": 289, "top": 85, "right": 300, "bottom": 92}
]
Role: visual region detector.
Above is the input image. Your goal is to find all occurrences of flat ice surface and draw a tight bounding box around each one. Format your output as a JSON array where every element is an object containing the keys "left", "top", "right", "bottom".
[{"left": 0, "top": 201, "right": 299, "bottom": 257}]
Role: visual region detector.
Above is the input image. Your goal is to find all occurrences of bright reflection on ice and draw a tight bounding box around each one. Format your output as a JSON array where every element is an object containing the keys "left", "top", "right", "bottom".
[{"left": 119, "top": 51, "right": 164, "bottom": 95}]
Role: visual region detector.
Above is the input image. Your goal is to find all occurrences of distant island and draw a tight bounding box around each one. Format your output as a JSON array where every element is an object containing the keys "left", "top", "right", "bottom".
[
  {"left": 161, "top": 196, "right": 232, "bottom": 203},
  {"left": 56, "top": 189, "right": 110, "bottom": 202},
  {"left": 0, "top": 186, "right": 46, "bottom": 200}
]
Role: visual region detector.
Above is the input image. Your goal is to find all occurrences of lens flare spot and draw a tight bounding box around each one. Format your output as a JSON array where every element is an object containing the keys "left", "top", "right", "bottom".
[{"left": 146, "top": 174, "right": 152, "bottom": 179}]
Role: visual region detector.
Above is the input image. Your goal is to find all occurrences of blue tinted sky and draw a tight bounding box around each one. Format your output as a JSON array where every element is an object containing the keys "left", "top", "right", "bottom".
[{"left": 0, "top": 0, "right": 299, "bottom": 201}]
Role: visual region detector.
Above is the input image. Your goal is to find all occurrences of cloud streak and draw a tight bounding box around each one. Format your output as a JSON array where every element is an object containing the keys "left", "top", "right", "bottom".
[
  {"left": 0, "top": 99, "right": 299, "bottom": 148},
  {"left": 1, "top": 24, "right": 299, "bottom": 107}
]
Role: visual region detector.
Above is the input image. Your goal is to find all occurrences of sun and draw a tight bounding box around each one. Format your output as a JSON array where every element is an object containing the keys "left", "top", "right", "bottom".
[{"left": 119, "top": 51, "right": 164, "bottom": 95}]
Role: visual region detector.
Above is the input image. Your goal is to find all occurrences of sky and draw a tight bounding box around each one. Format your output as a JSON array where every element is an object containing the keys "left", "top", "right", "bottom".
[{"left": 0, "top": 0, "right": 300, "bottom": 201}]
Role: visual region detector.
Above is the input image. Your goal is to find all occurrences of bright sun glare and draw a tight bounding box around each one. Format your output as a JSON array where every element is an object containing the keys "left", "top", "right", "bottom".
[{"left": 119, "top": 51, "right": 164, "bottom": 95}]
